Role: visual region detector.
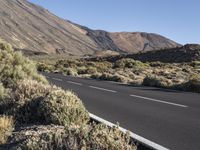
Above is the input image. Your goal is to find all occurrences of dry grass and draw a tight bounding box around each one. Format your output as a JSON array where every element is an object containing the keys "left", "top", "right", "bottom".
[{"left": 0, "top": 116, "right": 14, "bottom": 144}]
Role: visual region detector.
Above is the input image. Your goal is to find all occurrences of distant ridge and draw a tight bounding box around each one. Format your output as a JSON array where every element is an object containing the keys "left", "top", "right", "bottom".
[
  {"left": 0, "top": 0, "right": 181, "bottom": 55},
  {"left": 86, "top": 44, "right": 200, "bottom": 63}
]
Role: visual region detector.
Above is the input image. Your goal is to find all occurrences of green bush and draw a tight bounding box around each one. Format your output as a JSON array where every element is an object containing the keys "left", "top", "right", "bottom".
[
  {"left": 39, "top": 89, "right": 89, "bottom": 127},
  {"left": 0, "top": 40, "right": 47, "bottom": 88}
]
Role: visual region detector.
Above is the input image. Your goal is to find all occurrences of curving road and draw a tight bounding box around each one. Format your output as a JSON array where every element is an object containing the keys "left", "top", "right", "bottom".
[{"left": 42, "top": 72, "right": 200, "bottom": 150}]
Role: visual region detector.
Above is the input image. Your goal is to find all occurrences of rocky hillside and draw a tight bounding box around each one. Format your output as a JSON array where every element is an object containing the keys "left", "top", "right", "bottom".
[
  {"left": 87, "top": 44, "right": 200, "bottom": 63},
  {"left": 0, "top": 0, "right": 181, "bottom": 55},
  {"left": 80, "top": 25, "right": 181, "bottom": 53}
]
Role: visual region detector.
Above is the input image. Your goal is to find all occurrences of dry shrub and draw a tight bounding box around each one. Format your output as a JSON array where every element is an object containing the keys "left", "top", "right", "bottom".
[
  {"left": 39, "top": 89, "right": 89, "bottom": 127},
  {"left": 98, "top": 73, "right": 125, "bottom": 82},
  {"left": 5, "top": 124, "right": 136, "bottom": 150},
  {"left": 114, "top": 58, "right": 149, "bottom": 69},
  {"left": 142, "top": 75, "right": 172, "bottom": 88},
  {"left": 5, "top": 125, "right": 89, "bottom": 150},
  {"left": 1, "top": 79, "right": 89, "bottom": 126},
  {"left": 63, "top": 68, "right": 78, "bottom": 76},
  {"left": 0, "top": 115, "right": 14, "bottom": 144},
  {"left": 89, "top": 124, "right": 135, "bottom": 150},
  {"left": 37, "top": 63, "right": 54, "bottom": 72},
  {"left": 180, "top": 74, "right": 200, "bottom": 92},
  {"left": 0, "top": 83, "right": 8, "bottom": 100},
  {"left": 0, "top": 40, "right": 47, "bottom": 88},
  {"left": 10, "top": 80, "right": 58, "bottom": 124}
]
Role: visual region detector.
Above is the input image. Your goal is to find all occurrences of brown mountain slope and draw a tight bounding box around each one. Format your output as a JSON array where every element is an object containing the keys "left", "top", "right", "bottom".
[
  {"left": 0, "top": 0, "right": 181, "bottom": 55},
  {"left": 109, "top": 32, "right": 180, "bottom": 53},
  {"left": 0, "top": 0, "right": 98, "bottom": 55}
]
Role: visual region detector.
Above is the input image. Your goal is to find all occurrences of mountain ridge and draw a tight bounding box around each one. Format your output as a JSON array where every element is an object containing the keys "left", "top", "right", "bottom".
[{"left": 0, "top": 0, "right": 181, "bottom": 55}]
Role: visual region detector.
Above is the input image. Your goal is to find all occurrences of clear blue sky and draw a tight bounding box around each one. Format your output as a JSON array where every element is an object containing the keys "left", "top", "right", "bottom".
[{"left": 29, "top": 0, "right": 200, "bottom": 44}]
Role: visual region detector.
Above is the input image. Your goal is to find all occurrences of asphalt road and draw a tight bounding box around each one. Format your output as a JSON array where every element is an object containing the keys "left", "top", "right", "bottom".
[{"left": 42, "top": 72, "right": 200, "bottom": 150}]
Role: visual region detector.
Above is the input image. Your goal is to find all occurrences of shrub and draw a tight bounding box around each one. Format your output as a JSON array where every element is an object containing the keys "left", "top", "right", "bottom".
[
  {"left": 149, "top": 61, "right": 166, "bottom": 67},
  {"left": 114, "top": 58, "right": 149, "bottom": 69},
  {"left": 63, "top": 68, "right": 78, "bottom": 76},
  {"left": 189, "top": 61, "right": 200, "bottom": 67},
  {"left": 92, "top": 61, "right": 112, "bottom": 73},
  {"left": 0, "top": 79, "right": 57, "bottom": 124},
  {"left": 6, "top": 124, "right": 136, "bottom": 150},
  {"left": 86, "top": 66, "right": 97, "bottom": 74},
  {"left": 90, "top": 73, "right": 102, "bottom": 79},
  {"left": 180, "top": 74, "right": 200, "bottom": 92},
  {"left": 89, "top": 124, "right": 135, "bottom": 150},
  {"left": 55, "top": 59, "right": 80, "bottom": 69},
  {"left": 142, "top": 75, "right": 172, "bottom": 88},
  {"left": 0, "top": 40, "right": 47, "bottom": 88},
  {"left": 0, "top": 83, "right": 7, "bottom": 100},
  {"left": 14, "top": 79, "right": 55, "bottom": 102},
  {"left": 1, "top": 80, "right": 90, "bottom": 126},
  {"left": 0, "top": 115, "right": 14, "bottom": 144},
  {"left": 37, "top": 63, "right": 54, "bottom": 72},
  {"left": 98, "top": 73, "right": 125, "bottom": 82},
  {"left": 39, "top": 89, "right": 89, "bottom": 127},
  {"left": 5, "top": 125, "right": 89, "bottom": 150}
]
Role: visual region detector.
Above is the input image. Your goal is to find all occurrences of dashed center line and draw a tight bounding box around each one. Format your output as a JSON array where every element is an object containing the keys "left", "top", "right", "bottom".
[
  {"left": 89, "top": 86, "right": 117, "bottom": 93},
  {"left": 48, "top": 76, "right": 188, "bottom": 108},
  {"left": 130, "top": 94, "right": 188, "bottom": 108},
  {"left": 52, "top": 78, "right": 63, "bottom": 81},
  {"left": 67, "top": 81, "right": 83, "bottom": 86}
]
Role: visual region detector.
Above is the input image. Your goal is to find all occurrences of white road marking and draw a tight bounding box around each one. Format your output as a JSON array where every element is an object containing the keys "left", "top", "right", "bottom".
[
  {"left": 89, "top": 113, "right": 169, "bottom": 150},
  {"left": 52, "top": 78, "right": 63, "bottom": 81},
  {"left": 67, "top": 81, "right": 82, "bottom": 86},
  {"left": 89, "top": 86, "right": 117, "bottom": 93},
  {"left": 130, "top": 94, "right": 188, "bottom": 108}
]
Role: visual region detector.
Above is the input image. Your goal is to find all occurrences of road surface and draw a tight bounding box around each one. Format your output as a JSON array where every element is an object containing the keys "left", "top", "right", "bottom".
[{"left": 42, "top": 72, "right": 200, "bottom": 150}]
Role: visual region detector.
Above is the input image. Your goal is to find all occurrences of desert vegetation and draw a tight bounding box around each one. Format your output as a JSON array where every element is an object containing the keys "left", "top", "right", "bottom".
[
  {"left": 0, "top": 40, "right": 136, "bottom": 149},
  {"left": 35, "top": 54, "right": 200, "bottom": 93}
]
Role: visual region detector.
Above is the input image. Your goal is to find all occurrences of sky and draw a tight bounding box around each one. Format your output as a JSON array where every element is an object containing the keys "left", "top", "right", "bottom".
[{"left": 29, "top": 0, "right": 200, "bottom": 44}]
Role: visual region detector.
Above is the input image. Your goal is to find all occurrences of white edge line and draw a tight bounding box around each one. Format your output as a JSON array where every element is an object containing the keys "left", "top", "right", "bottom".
[
  {"left": 89, "top": 86, "right": 117, "bottom": 93},
  {"left": 52, "top": 78, "right": 63, "bottom": 81},
  {"left": 67, "top": 81, "right": 82, "bottom": 86},
  {"left": 130, "top": 94, "right": 188, "bottom": 108},
  {"left": 89, "top": 113, "right": 169, "bottom": 150}
]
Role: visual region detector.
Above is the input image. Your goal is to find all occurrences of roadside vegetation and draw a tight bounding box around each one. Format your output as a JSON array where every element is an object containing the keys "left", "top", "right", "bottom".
[
  {"left": 35, "top": 55, "right": 200, "bottom": 93},
  {"left": 0, "top": 40, "right": 136, "bottom": 149}
]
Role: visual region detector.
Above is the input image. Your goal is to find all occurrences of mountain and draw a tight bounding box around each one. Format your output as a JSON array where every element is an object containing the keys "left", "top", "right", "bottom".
[
  {"left": 87, "top": 44, "right": 200, "bottom": 63},
  {"left": 0, "top": 0, "right": 181, "bottom": 55}
]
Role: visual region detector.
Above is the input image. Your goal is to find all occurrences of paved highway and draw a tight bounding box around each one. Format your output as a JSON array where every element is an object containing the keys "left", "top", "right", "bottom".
[{"left": 42, "top": 72, "right": 200, "bottom": 150}]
